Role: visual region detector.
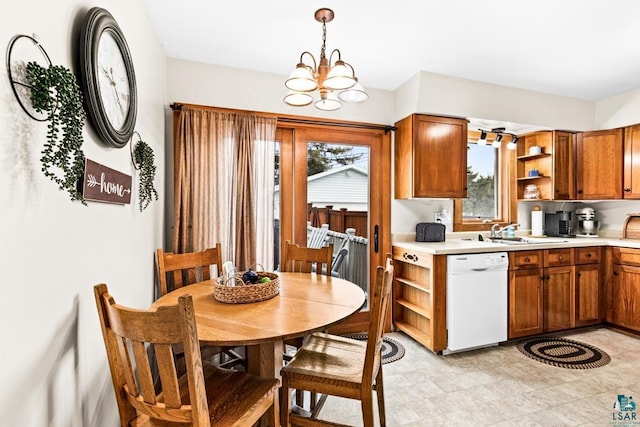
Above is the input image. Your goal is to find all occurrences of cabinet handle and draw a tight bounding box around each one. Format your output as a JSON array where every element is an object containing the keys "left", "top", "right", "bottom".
[
  {"left": 577, "top": 272, "right": 581, "bottom": 277},
  {"left": 586, "top": 253, "right": 592, "bottom": 258},
  {"left": 625, "top": 188, "right": 632, "bottom": 192},
  {"left": 577, "top": 189, "right": 583, "bottom": 194},
  {"left": 613, "top": 271, "right": 619, "bottom": 276},
  {"left": 558, "top": 256, "right": 563, "bottom": 261},
  {"left": 403, "top": 252, "right": 418, "bottom": 262},
  {"left": 524, "top": 257, "right": 531, "bottom": 263}
]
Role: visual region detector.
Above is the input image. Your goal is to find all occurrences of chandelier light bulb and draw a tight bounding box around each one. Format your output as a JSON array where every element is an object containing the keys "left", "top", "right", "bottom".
[
  {"left": 284, "top": 90, "right": 313, "bottom": 107},
  {"left": 285, "top": 64, "right": 317, "bottom": 92},
  {"left": 338, "top": 80, "right": 368, "bottom": 103},
  {"left": 315, "top": 92, "right": 342, "bottom": 111}
]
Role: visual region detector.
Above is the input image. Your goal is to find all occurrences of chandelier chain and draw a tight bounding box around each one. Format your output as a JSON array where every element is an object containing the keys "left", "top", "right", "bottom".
[{"left": 320, "top": 19, "right": 327, "bottom": 60}]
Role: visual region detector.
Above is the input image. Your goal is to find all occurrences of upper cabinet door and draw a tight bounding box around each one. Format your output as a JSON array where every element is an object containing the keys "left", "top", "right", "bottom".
[
  {"left": 552, "top": 131, "right": 576, "bottom": 200},
  {"left": 576, "top": 128, "right": 623, "bottom": 199},
  {"left": 394, "top": 114, "right": 467, "bottom": 199},
  {"left": 624, "top": 124, "right": 640, "bottom": 199}
]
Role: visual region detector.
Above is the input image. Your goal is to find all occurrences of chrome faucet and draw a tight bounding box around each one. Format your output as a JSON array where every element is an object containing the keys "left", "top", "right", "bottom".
[{"left": 490, "top": 223, "right": 515, "bottom": 238}]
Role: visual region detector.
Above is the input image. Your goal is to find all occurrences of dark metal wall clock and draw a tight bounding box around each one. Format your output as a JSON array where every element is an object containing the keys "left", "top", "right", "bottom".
[{"left": 79, "top": 7, "right": 137, "bottom": 148}]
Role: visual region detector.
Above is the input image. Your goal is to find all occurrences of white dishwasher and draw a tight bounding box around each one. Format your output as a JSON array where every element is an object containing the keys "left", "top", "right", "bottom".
[{"left": 445, "top": 252, "right": 509, "bottom": 354}]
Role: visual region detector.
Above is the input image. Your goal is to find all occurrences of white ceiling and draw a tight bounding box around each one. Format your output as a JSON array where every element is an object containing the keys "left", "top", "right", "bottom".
[{"left": 142, "top": 0, "right": 640, "bottom": 102}]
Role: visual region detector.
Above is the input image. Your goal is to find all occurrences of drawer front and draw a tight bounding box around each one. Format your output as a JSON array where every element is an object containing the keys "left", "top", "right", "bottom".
[
  {"left": 544, "top": 248, "right": 574, "bottom": 267},
  {"left": 613, "top": 247, "right": 640, "bottom": 266},
  {"left": 575, "top": 247, "right": 601, "bottom": 264},
  {"left": 509, "top": 250, "right": 543, "bottom": 269},
  {"left": 392, "top": 246, "right": 431, "bottom": 269}
]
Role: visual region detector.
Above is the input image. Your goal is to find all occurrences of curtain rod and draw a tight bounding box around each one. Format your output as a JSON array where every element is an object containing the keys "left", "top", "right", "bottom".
[
  {"left": 170, "top": 103, "right": 396, "bottom": 133},
  {"left": 276, "top": 117, "right": 396, "bottom": 133}
]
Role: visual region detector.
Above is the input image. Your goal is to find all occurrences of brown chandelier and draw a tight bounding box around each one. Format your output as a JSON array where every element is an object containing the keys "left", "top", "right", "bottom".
[{"left": 283, "top": 8, "right": 368, "bottom": 111}]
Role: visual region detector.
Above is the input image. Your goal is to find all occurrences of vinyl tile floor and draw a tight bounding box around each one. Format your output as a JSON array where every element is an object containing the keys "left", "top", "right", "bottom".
[{"left": 311, "top": 327, "right": 640, "bottom": 426}]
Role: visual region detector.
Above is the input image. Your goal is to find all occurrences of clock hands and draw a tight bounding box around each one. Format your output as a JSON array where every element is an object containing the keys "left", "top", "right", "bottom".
[{"left": 99, "top": 64, "right": 126, "bottom": 116}]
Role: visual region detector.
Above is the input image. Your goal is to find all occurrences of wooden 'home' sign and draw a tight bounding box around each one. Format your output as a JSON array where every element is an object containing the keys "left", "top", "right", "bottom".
[{"left": 82, "top": 158, "right": 132, "bottom": 204}]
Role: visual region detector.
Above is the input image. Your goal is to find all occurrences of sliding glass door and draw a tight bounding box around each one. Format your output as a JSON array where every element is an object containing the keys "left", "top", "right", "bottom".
[{"left": 275, "top": 122, "right": 391, "bottom": 332}]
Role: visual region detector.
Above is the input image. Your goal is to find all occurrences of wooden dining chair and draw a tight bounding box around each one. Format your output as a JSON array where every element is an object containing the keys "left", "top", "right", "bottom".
[
  {"left": 156, "top": 244, "right": 222, "bottom": 296},
  {"left": 279, "top": 240, "right": 335, "bottom": 407},
  {"left": 279, "top": 240, "right": 333, "bottom": 352},
  {"left": 280, "top": 240, "right": 334, "bottom": 275},
  {"left": 94, "top": 284, "right": 280, "bottom": 427},
  {"left": 156, "top": 245, "right": 244, "bottom": 369},
  {"left": 280, "top": 255, "right": 394, "bottom": 427}
]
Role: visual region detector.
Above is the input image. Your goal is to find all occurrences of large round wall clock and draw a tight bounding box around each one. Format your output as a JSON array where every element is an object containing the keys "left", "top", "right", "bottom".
[{"left": 79, "top": 7, "right": 137, "bottom": 148}]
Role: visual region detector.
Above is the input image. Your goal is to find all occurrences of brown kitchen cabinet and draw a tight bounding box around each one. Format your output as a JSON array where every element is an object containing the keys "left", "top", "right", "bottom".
[
  {"left": 543, "top": 248, "right": 575, "bottom": 332},
  {"left": 391, "top": 246, "right": 446, "bottom": 352},
  {"left": 516, "top": 131, "right": 575, "bottom": 201},
  {"left": 609, "top": 247, "right": 640, "bottom": 332},
  {"left": 508, "top": 250, "right": 544, "bottom": 338},
  {"left": 394, "top": 114, "right": 467, "bottom": 199},
  {"left": 576, "top": 128, "right": 623, "bottom": 199},
  {"left": 624, "top": 124, "right": 640, "bottom": 198},
  {"left": 511, "top": 247, "right": 602, "bottom": 338},
  {"left": 575, "top": 247, "right": 602, "bottom": 327}
]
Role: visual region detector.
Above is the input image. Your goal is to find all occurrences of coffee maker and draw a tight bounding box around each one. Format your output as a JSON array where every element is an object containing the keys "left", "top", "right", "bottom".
[
  {"left": 575, "top": 207, "right": 600, "bottom": 237},
  {"left": 544, "top": 211, "right": 575, "bottom": 237}
]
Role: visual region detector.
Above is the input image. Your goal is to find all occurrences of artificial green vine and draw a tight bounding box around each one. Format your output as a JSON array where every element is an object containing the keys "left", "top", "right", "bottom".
[
  {"left": 133, "top": 139, "right": 159, "bottom": 211},
  {"left": 26, "top": 62, "right": 86, "bottom": 204}
]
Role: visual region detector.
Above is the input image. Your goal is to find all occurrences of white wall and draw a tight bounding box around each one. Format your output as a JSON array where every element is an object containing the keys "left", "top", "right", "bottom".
[
  {"left": 0, "top": 2, "right": 166, "bottom": 426},
  {"left": 410, "top": 71, "right": 596, "bottom": 131},
  {"left": 167, "top": 59, "right": 395, "bottom": 125},
  {"left": 595, "top": 87, "right": 640, "bottom": 130}
]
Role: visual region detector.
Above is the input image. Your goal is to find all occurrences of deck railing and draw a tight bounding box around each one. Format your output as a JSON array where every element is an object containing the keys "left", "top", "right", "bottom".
[
  {"left": 307, "top": 204, "right": 368, "bottom": 238},
  {"left": 307, "top": 224, "right": 368, "bottom": 293}
]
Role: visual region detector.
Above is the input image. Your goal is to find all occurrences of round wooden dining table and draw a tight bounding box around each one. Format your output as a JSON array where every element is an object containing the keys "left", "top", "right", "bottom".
[{"left": 150, "top": 272, "right": 366, "bottom": 381}]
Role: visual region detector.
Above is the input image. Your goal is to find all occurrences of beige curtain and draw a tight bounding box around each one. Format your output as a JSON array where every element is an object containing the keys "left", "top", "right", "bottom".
[{"left": 173, "top": 106, "right": 276, "bottom": 270}]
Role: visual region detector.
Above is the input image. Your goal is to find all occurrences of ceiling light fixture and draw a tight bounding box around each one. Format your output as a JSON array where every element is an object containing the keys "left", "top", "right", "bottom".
[
  {"left": 492, "top": 133, "right": 503, "bottom": 148},
  {"left": 283, "top": 8, "right": 368, "bottom": 111},
  {"left": 477, "top": 130, "right": 488, "bottom": 145},
  {"left": 476, "top": 127, "right": 518, "bottom": 150}
]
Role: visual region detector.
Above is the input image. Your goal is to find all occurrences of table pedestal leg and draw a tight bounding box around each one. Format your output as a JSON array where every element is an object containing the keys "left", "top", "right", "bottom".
[{"left": 248, "top": 341, "right": 283, "bottom": 426}]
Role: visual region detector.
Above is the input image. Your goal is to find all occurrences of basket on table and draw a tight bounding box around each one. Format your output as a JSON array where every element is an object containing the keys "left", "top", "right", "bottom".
[{"left": 213, "top": 271, "right": 279, "bottom": 304}]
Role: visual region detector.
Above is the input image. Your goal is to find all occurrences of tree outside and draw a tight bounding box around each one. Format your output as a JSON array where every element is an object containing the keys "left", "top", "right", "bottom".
[
  {"left": 463, "top": 166, "right": 496, "bottom": 219},
  {"left": 274, "top": 142, "right": 363, "bottom": 186},
  {"left": 306, "top": 142, "right": 363, "bottom": 176}
]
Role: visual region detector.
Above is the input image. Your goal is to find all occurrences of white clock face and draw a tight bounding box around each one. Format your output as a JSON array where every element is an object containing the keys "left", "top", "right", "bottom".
[{"left": 97, "top": 31, "right": 130, "bottom": 131}]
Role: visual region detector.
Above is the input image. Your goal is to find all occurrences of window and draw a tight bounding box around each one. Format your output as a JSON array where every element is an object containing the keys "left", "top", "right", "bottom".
[
  {"left": 453, "top": 133, "right": 515, "bottom": 231},
  {"left": 463, "top": 143, "right": 498, "bottom": 220}
]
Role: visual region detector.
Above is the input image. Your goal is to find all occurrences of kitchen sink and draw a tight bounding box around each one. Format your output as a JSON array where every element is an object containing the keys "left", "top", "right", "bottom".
[
  {"left": 485, "top": 237, "right": 529, "bottom": 245},
  {"left": 485, "top": 237, "right": 569, "bottom": 245}
]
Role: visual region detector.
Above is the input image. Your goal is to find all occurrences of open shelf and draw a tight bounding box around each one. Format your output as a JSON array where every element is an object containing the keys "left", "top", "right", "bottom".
[
  {"left": 394, "top": 276, "right": 430, "bottom": 293},
  {"left": 517, "top": 175, "right": 551, "bottom": 181},
  {"left": 393, "top": 321, "right": 431, "bottom": 349},
  {"left": 395, "top": 298, "right": 431, "bottom": 318},
  {"left": 517, "top": 153, "right": 551, "bottom": 161}
]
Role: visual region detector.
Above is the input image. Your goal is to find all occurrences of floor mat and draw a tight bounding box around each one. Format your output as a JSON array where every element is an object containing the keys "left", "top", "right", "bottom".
[
  {"left": 343, "top": 333, "right": 406, "bottom": 364},
  {"left": 517, "top": 336, "right": 611, "bottom": 369}
]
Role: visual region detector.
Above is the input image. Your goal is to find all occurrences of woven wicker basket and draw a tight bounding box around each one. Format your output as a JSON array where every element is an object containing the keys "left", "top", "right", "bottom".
[{"left": 213, "top": 271, "right": 279, "bottom": 304}]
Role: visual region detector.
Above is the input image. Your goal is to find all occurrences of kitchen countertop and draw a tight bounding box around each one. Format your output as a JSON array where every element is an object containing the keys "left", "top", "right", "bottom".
[{"left": 392, "top": 232, "right": 640, "bottom": 255}]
